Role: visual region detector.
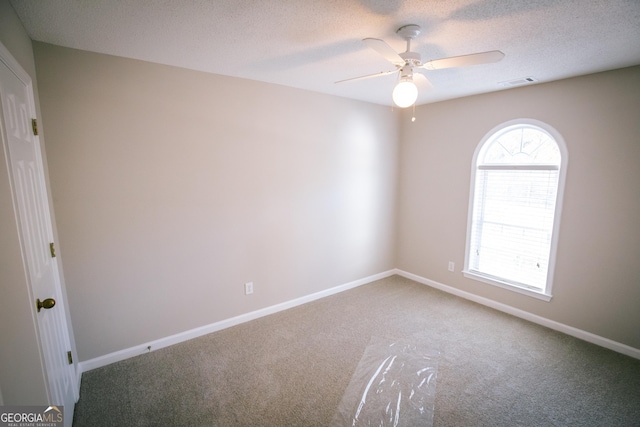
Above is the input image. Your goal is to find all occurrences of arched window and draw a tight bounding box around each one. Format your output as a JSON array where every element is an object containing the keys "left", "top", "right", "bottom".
[{"left": 464, "top": 119, "right": 567, "bottom": 301}]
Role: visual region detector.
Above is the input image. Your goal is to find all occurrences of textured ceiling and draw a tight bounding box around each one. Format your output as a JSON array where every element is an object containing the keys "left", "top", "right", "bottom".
[{"left": 9, "top": 0, "right": 640, "bottom": 106}]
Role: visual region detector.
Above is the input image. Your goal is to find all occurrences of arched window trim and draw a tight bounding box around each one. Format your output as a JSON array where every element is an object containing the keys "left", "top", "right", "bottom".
[{"left": 463, "top": 118, "right": 568, "bottom": 301}]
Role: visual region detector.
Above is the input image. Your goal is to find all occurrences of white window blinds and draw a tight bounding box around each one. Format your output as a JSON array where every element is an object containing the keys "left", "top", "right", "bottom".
[{"left": 468, "top": 167, "right": 559, "bottom": 290}]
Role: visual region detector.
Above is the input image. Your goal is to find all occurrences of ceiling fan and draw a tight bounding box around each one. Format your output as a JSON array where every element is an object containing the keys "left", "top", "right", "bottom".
[{"left": 336, "top": 24, "right": 505, "bottom": 108}]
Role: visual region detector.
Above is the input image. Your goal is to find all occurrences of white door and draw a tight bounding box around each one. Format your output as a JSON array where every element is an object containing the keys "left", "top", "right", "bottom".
[{"left": 0, "top": 45, "right": 77, "bottom": 425}]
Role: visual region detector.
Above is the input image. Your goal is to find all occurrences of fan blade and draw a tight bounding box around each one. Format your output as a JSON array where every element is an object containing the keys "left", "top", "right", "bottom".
[
  {"left": 414, "top": 70, "right": 433, "bottom": 89},
  {"left": 363, "top": 38, "right": 405, "bottom": 67},
  {"left": 422, "top": 50, "right": 505, "bottom": 70},
  {"left": 334, "top": 69, "right": 398, "bottom": 84}
]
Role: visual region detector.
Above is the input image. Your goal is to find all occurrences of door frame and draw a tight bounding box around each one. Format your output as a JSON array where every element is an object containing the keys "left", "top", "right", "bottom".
[{"left": 0, "top": 40, "right": 79, "bottom": 405}]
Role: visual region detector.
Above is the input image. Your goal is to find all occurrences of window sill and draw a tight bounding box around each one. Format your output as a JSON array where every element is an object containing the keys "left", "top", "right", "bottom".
[{"left": 463, "top": 270, "right": 552, "bottom": 302}]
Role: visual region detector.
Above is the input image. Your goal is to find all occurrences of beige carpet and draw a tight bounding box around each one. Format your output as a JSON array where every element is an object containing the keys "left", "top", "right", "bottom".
[{"left": 73, "top": 275, "right": 640, "bottom": 426}]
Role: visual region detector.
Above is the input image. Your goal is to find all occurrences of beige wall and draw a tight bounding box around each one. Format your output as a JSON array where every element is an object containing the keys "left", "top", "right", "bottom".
[
  {"left": 0, "top": 0, "right": 49, "bottom": 405},
  {"left": 397, "top": 66, "right": 640, "bottom": 349},
  {"left": 33, "top": 43, "right": 399, "bottom": 361}
]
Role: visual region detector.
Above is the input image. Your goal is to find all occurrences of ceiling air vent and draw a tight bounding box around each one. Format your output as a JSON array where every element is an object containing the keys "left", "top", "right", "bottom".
[{"left": 499, "top": 76, "right": 538, "bottom": 87}]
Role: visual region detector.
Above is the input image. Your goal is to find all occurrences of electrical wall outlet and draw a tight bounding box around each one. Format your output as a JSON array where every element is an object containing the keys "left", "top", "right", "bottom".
[
  {"left": 244, "top": 282, "right": 254, "bottom": 295},
  {"left": 448, "top": 261, "right": 455, "bottom": 272}
]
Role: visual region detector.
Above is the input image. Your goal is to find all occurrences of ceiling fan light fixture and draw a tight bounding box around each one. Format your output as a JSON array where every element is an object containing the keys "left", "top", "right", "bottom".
[
  {"left": 337, "top": 24, "right": 505, "bottom": 108},
  {"left": 392, "top": 78, "right": 418, "bottom": 108}
]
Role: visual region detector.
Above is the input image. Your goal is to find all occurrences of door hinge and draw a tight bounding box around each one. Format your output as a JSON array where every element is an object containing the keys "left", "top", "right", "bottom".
[
  {"left": 32, "top": 118, "right": 38, "bottom": 135},
  {"left": 67, "top": 351, "right": 73, "bottom": 365},
  {"left": 49, "top": 242, "right": 56, "bottom": 258}
]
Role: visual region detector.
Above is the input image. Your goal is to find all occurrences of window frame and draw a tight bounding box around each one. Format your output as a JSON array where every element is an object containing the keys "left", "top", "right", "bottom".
[{"left": 463, "top": 119, "right": 568, "bottom": 301}]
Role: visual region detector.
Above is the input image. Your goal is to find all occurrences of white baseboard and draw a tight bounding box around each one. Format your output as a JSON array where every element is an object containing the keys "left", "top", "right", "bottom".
[
  {"left": 394, "top": 269, "right": 640, "bottom": 360},
  {"left": 77, "top": 269, "right": 396, "bottom": 374}
]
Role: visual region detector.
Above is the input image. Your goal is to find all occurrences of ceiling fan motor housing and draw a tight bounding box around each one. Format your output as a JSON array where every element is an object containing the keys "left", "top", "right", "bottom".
[{"left": 400, "top": 51, "right": 422, "bottom": 66}]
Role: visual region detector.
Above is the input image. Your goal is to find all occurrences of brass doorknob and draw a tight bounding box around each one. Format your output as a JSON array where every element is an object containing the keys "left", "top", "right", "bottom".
[{"left": 36, "top": 298, "right": 56, "bottom": 312}]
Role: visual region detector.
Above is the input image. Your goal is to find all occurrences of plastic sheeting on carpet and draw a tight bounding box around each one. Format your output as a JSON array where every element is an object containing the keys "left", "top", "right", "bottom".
[{"left": 332, "top": 337, "right": 440, "bottom": 427}]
